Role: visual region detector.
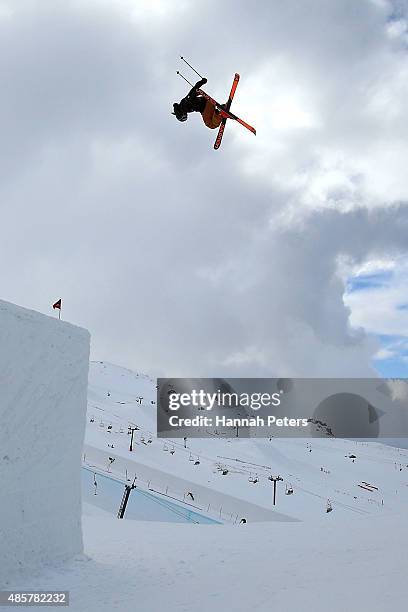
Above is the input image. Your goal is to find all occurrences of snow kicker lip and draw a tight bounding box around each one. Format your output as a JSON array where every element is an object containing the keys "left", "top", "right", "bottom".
[{"left": 157, "top": 378, "right": 408, "bottom": 439}]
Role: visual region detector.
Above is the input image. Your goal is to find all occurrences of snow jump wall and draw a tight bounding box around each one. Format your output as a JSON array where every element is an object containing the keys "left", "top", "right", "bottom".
[{"left": 0, "top": 300, "right": 90, "bottom": 584}]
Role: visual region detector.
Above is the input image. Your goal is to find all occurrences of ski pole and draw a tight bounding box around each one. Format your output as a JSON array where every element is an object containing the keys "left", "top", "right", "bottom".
[
  {"left": 176, "top": 70, "right": 194, "bottom": 87},
  {"left": 180, "top": 56, "right": 203, "bottom": 79}
]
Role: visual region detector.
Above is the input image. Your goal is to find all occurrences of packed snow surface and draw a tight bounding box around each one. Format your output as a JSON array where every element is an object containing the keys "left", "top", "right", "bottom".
[
  {"left": 6, "top": 508, "right": 407, "bottom": 612},
  {"left": 4, "top": 360, "right": 408, "bottom": 611},
  {"left": 0, "top": 300, "right": 90, "bottom": 586}
]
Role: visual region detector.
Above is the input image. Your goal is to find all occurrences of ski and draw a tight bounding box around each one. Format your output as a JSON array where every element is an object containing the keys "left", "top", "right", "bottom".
[
  {"left": 214, "top": 73, "right": 240, "bottom": 150},
  {"left": 197, "top": 90, "right": 256, "bottom": 136},
  {"left": 214, "top": 120, "right": 227, "bottom": 150},
  {"left": 199, "top": 94, "right": 256, "bottom": 134},
  {"left": 218, "top": 108, "right": 256, "bottom": 135},
  {"left": 197, "top": 82, "right": 256, "bottom": 141}
]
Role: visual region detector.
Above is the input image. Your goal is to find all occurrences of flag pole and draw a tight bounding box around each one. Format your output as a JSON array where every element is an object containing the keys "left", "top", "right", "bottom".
[{"left": 52, "top": 298, "right": 62, "bottom": 320}]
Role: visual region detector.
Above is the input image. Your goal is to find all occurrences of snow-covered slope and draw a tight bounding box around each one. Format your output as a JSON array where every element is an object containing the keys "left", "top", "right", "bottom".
[
  {"left": 6, "top": 507, "right": 408, "bottom": 612},
  {"left": 0, "top": 300, "right": 90, "bottom": 586},
  {"left": 4, "top": 359, "right": 408, "bottom": 611},
  {"left": 84, "top": 361, "right": 408, "bottom": 523}
]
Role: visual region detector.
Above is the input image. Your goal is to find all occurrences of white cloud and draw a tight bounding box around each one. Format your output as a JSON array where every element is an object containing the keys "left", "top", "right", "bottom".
[
  {"left": 0, "top": 0, "right": 407, "bottom": 377},
  {"left": 345, "top": 258, "right": 408, "bottom": 337}
]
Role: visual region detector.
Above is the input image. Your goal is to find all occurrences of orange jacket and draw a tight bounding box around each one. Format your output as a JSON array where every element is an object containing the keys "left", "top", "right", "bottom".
[{"left": 201, "top": 100, "right": 223, "bottom": 129}]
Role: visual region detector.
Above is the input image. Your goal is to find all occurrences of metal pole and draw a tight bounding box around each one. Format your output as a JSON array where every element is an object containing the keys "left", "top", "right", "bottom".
[
  {"left": 129, "top": 426, "right": 138, "bottom": 452},
  {"left": 180, "top": 56, "right": 203, "bottom": 79},
  {"left": 176, "top": 71, "right": 194, "bottom": 87},
  {"left": 269, "top": 475, "right": 283, "bottom": 506},
  {"left": 118, "top": 476, "right": 137, "bottom": 519}
]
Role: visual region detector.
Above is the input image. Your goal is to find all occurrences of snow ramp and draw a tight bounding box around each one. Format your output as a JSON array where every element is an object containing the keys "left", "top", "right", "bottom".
[{"left": 0, "top": 299, "right": 90, "bottom": 585}]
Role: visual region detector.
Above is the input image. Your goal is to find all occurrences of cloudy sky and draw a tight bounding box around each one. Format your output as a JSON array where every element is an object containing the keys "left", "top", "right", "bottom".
[{"left": 1, "top": 0, "right": 408, "bottom": 377}]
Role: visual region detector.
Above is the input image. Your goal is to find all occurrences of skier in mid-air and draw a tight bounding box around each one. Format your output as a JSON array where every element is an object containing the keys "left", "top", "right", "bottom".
[
  {"left": 173, "top": 57, "right": 256, "bottom": 149},
  {"left": 172, "top": 77, "right": 225, "bottom": 129}
]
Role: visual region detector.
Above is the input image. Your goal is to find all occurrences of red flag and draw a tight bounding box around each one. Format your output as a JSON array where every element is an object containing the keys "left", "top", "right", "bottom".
[{"left": 52, "top": 298, "right": 62, "bottom": 310}]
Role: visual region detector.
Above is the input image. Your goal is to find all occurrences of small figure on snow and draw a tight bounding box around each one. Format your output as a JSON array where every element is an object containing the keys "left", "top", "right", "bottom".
[{"left": 173, "top": 78, "right": 224, "bottom": 129}]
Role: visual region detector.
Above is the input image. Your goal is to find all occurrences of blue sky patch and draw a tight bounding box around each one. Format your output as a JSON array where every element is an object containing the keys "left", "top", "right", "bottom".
[
  {"left": 346, "top": 270, "right": 394, "bottom": 293},
  {"left": 374, "top": 334, "right": 408, "bottom": 378}
]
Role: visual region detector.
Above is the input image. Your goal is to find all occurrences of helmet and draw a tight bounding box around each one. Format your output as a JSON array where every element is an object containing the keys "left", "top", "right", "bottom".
[{"left": 172, "top": 103, "right": 187, "bottom": 122}]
